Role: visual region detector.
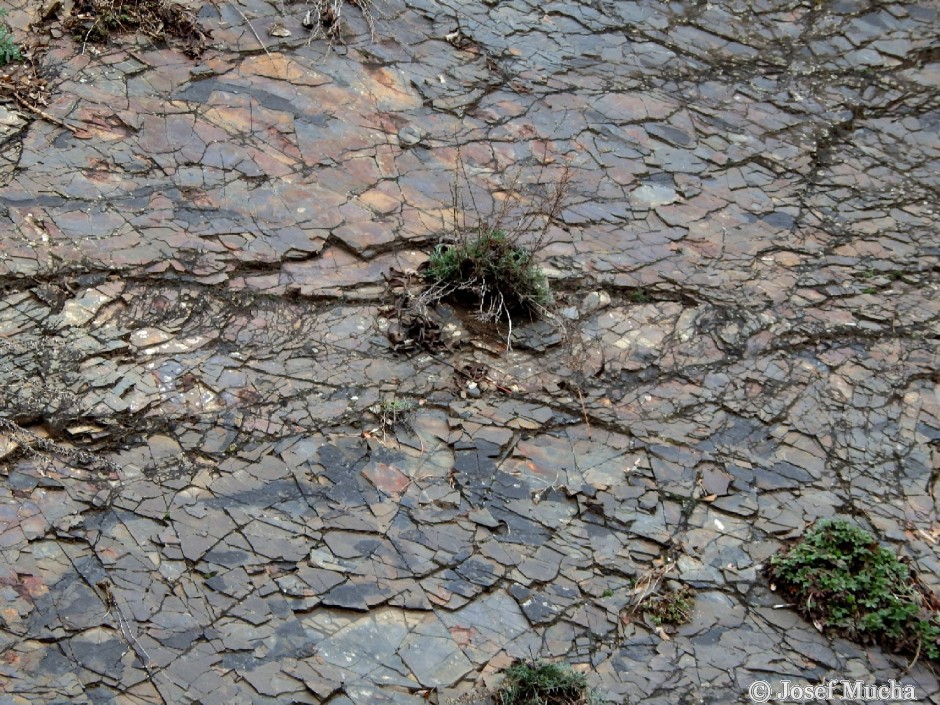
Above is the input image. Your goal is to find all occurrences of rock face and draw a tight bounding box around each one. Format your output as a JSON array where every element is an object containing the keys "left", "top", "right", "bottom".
[{"left": 0, "top": 0, "right": 938, "bottom": 703}]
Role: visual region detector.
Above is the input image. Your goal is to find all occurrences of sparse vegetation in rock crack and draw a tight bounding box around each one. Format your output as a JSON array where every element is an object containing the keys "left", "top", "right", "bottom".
[
  {"left": 640, "top": 583, "right": 695, "bottom": 627},
  {"left": 424, "top": 227, "right": 552, "bottom": 324},
  {"left": 622, "top": 558, "right": 697, "bottom": 638},
  {"left": 392, "top": 151, "right": 572, "bottom": 351},
  {"left": 368, "top": 395, "right": 417, "bottom": 440}
]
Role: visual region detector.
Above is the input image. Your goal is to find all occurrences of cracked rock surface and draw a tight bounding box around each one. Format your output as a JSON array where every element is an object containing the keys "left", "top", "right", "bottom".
[{"left": 1, "top": 0, "right": 938, "bottom": 703}]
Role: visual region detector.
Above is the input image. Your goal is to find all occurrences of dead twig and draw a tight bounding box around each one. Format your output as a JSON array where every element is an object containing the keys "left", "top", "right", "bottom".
[
  {"left": 575, "top": 385, "right": 591, "bottom": 440},
  {"left": 11, "top": 92, "right": 83, "bottom": 135},
  {"left": 228, "top": 2, "right": 272, "bottom": 60}
]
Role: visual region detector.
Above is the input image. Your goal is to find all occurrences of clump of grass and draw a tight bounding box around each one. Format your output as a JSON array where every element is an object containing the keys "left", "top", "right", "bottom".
[
  {"left": 424, "top": 228, "right": 552, "bottom": 323},
  {"left": 765, "top": 518, "right": 940, "bottom": 663},
  {"left": 643, "top": 584, "right": 695, "bottom": 626},
  {"left": 495, "top": 660, "right": 595, "bottom": 705},
  {"left": 384, "top": 147, "right": 571, "bottom": 353},
  {"left": 0, "top": 9, "right": 22, "bottom": 66},
  {"left": 418, "top": 149, "right": 571, "bottom": 346}
]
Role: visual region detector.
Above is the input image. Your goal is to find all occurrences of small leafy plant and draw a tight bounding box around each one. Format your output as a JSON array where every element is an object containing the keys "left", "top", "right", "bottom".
[
  {"left": 369, "top": 397, "right": 416, "bottom": 436},
  {"left": 495, "top": 660, "right": 596, "bottom": 705},
  {"left": 643, "top": 584, "right": 695, "bottom": 626},
  {"left": 765, "top": 518, "right": 940, "bottom": 663},
  {"left": 0, "top": 9, "right": 22, "bottom": 66},
  {"left": 622, "top": 562, "right": 693, "bottom": 633}
]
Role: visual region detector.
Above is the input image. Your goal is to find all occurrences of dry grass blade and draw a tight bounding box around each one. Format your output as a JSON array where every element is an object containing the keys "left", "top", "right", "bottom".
[
  {"left": 228, "top": 2, "right": 271, "bottom": 59},
  {"left": 627, "top": 562, "right": 671, "bottom": 615},
  {"left": 304, "top": 0, "right": 378, "bottom": 44}
]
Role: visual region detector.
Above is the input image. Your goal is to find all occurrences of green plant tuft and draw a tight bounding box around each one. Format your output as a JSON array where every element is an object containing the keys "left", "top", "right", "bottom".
[
  {"left": 369, "top": 396, "right": 416, "bottom": 435},
  {"left": 765, "top": 518, "right": 940, "bottom": 662},
  {"left": 495, "top": 660, "right": 595, "bottom": 705},
  {"left": 388, "top": 150, "right": 569, "bottom": 351},
  {"left": 644, "top": 584, "right": 695, "bottom": 626},
  {"left": 0, "top": 9, "right": 22, "bottom": 66},
  {"left": 424, "top": 229, "right": 551, "bottom": 323}
]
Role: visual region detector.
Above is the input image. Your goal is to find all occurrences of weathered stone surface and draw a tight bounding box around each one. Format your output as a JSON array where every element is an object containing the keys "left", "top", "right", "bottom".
[{"left": 0, "top": 0, "right": 937, "bottom": 702}]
